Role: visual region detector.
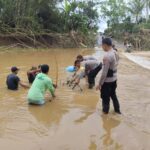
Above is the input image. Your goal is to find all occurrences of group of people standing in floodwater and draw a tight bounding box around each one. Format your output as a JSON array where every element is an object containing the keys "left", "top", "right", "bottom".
[{"left": 6, "top": 38, "right": 121, "bottom": 115}]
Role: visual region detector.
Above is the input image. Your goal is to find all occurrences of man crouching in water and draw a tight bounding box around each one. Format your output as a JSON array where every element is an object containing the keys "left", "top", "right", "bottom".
[
  {"left": 74, "top": 59, "right": 102, "bottom": 89},
  {"left": 27, "top": 64, "right": 56, "bottom": 105},
  {"left": 96, "top": 38, "right": 121, "bottom": 114}
]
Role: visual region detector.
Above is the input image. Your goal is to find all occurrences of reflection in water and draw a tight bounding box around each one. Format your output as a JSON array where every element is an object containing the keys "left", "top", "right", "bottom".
[
  {"left": 75, "top": 111, "right": 93, "bottom": 123},
  {"left": 101, "top": 115, "right": 122, "bottom": 149},
  {"left": 28, "top": 101, "right": 69, "bottom": 128}
]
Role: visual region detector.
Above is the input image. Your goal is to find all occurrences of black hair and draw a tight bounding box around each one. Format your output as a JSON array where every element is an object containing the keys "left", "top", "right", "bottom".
[
  {"left": 11, "top": 66, "right": 19, "bottom": 73},
  {"left": 102, "top": 38, "right": 112, "bottom": 46},
  {"left": 41, "top": 64, "right": 49, "bottom": 73},
  {"left": 74, "top": 60, "right": 81, "bottom": 66},
  {"left": 38, "top": 65, "right": 41, "bottom": 69},
  {"left": 77, "top": 55, "right": 83, "bottom": 60}
]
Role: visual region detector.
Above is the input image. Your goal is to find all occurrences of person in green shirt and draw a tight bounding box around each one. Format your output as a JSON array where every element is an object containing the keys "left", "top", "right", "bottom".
[{"left": 27, "top": 64, "right": 56, "bottom": 105}]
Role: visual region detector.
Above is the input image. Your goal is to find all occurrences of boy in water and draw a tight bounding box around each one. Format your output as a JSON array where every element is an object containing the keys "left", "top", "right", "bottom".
[
  {"left": 6, "top": 66, "right": 29, "bottom": 90},
  {"left": 72, "top": 60, "right": 85, "bottom": 91},
  {"left": 66, "top": 60, "right": 84, "bottom": 86},
  {"left": 27, "top": 64, "right": 56, "bottom": 105},
  {"left": 27, "top": 65, "right": 41, "bottom": 84}
]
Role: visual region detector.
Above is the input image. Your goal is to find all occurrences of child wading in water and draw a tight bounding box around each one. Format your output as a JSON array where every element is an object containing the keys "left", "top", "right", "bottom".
[
  {"left": 27, "top": 65, "right": 41, "bottom": 84},
  {"left": 66, "top": 60, "right": 84, "bottom": 87}
]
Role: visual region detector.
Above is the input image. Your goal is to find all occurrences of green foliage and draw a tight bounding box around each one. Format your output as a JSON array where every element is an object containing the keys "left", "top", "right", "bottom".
[
  {"left": 102, "top": 0, "right": 150, "bottom": 37},
  {"left": 62, "top": 1, "right": 99, "bottom": 33},
  {"left": 101, "top": 0, "right": 126, "bottom": 26},
  {"left": 0, "top": 0, "right": 99, "bottom": 34},
  {"left": 128, "top": 0, "right": 145, "bottom": 23},
  {"left": 132, "top": 25, "right": 140, "bottom": 33}
]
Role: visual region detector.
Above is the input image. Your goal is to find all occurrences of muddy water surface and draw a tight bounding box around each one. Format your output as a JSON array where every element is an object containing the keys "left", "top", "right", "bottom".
[{"left": 0, "top": 49, "right": 150, "bottom": 150}]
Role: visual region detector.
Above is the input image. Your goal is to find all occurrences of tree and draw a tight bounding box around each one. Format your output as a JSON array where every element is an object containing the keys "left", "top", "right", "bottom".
[
  {"left": 0, "top": 0, "right": 99, "bottom": 34},
  {"left": 62, "top": 0, "right": 99, "bottom": 33},
  {"left": 145, "top": 0, "right": 150, "bottom": 22},
  {"left": 128, "top": 0, "right": 145, "bottom": 24},
  {"left": 101, "top": 0, "right": 127, "bottom": 35},
  {"left": 101, "top": 0, "right": 126, "bottom": 25}
]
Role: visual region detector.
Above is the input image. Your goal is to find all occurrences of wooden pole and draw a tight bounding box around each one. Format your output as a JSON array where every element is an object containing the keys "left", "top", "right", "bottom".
[{"left": 54, "top": 51, "right": 59, "bottom": 86}]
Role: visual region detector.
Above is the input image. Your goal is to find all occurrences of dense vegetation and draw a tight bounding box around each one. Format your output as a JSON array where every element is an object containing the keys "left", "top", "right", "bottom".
[
  {"left": 0, "top": 0, "right": 100, "bottom": 48},
  {"left": 0, "top": 0, "right": 150, "bottom": 49},
  {"left": 0, "top": 0, "right": 99, "bottom": 34},
  {"left": 101, "top": 0, "right": 150, "bottom": 50}
]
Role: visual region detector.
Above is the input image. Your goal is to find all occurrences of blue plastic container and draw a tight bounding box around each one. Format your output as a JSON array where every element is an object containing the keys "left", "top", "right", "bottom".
[{"left": 66, "top": 66, "right": 76, "bottom": 72}]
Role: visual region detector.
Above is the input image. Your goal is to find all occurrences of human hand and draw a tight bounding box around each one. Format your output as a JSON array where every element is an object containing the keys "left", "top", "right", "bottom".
[
  {"left": 96, "top": 85, "right": 101, "bottom": 91},
  {"left": 53, "top": 84, "right": 57, "bottom": 89}
]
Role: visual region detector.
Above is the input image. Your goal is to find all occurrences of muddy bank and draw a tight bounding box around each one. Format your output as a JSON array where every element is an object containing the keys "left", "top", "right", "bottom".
[{"left": 0, "top": 32, "right": 96, "bottom": 49}]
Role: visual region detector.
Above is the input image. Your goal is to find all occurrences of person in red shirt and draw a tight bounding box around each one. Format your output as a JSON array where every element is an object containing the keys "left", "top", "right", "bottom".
[{"left": 27, "top": 66, "right": 41, "bottom": 84}]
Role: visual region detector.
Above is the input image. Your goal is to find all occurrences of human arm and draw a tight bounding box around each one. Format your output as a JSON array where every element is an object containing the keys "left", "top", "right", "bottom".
[
  {"left": 96, "top": 57, "right": 110, "bottom": 90},
  {"left": 19, "top": 81, "right": 30, "bottom": 89},
  {"left": 84, "top": 63, "right": 89, "bottom": 75},
  {"left": 74, "top": 70, "right": 85, "bottom": 85},
  {"left": 47, "top": 80, "right": 55, "bottom": 98},
  {"left": 15, "top": 76, "right": 30, "bottom": 89},
  {"left": 27, "top": 69, "right": 40, "bottom": 76}
]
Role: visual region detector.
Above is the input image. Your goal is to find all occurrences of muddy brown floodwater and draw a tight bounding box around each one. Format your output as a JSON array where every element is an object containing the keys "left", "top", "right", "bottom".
[{"left": 0, "top": 48, "right": 150, "bottom": 150}]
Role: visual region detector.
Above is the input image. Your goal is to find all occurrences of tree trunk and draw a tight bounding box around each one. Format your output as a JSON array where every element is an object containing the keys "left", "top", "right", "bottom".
[
  {"left": 136, "top": 15, "right": 138, "bottom": 24},
  {"left": 146, "top": 6, "right": 149, "bottom": 23}
]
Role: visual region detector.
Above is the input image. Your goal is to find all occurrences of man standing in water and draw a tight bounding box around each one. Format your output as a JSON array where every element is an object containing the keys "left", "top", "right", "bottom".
[
  {"left": 27, "top": 64, "right": 56, "bottom": 105},
  {"left": 96, "top": 38, "right": 121, "bottom": 114}
]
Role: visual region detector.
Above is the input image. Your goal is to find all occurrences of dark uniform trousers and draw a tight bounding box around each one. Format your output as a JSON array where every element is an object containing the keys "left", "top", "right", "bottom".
[
  {"left": 88, "top": 63, "right": 102, "bottom": 87},
  {"left": 101, "top": 81, "right": 120, "bottom": 113}
]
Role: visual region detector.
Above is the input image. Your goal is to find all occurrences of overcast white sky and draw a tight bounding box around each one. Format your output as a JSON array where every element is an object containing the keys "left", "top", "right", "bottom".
[
  {"left": 58, "top": 0, "right": 148, "bottom": 33},
  {"left": 98, "top": 21, "right": 107, "bottom": 32}
]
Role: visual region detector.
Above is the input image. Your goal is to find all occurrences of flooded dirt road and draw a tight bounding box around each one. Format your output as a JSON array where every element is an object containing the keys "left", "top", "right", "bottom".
[
  {"left": 0, "top": 48, "right": 150, "bottom": 150},
  {"left": 123, "top": 52, "right": 150, "bottom": 70}
]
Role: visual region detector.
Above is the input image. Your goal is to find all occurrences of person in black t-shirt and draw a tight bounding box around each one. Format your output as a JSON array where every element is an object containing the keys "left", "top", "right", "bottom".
[{"left": 6, "top": 66, "right": 29, "bottom": 90}]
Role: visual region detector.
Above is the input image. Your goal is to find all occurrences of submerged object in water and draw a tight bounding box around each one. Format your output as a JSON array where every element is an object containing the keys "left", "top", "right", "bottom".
[{"left": 66, "top": 66, "right": 76, "bottom": 72}]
